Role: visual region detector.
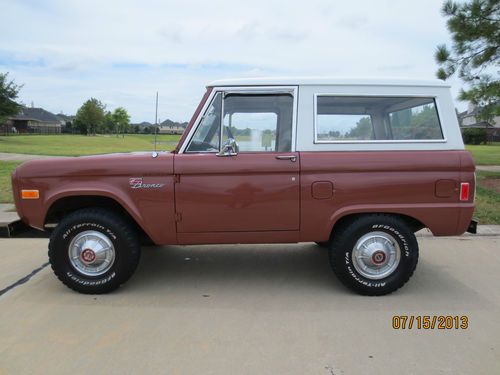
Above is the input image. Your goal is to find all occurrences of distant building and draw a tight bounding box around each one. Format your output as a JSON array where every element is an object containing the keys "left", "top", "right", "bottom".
[
  {"left": 157, "top": 125, "right": 185, "bottom": 135},
  {"left": 457, "top": 102, "right": 500, "bottom": 142},
  {"left": 2, "top": 107, "right": 63, "bottom": 134},
  {"left": 156, "top": 119, "right": 187, "bottom": 135},
  {"left": 56, "top": 113, "right": 75, "bottom": 126}
]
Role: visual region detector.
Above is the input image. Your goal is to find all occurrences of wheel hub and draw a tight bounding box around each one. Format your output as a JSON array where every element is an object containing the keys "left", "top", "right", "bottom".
[
  {"left": 68, "top": 230, "right": 115, "bottom": 277},
  {"left": 371, "top": 250, "right": 387, "bottom": 265},
  {"left": 352, "top": 231, "right": 401, "bottom": 280}
]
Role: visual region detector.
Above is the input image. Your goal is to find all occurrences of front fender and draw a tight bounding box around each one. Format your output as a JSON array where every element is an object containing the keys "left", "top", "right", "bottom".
[{"left": 19, "top": 176, "right": 176, "bottom": 245}]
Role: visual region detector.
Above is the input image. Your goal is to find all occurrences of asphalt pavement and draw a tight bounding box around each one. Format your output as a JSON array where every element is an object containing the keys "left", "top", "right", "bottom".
[{"left": 0, "top": 236, "right": 499, "bottom": 374}]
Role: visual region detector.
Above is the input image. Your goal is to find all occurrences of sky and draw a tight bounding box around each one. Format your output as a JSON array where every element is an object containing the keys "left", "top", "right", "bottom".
[{"left": 0, "top": 0, "right": 466, "bottom": 123}]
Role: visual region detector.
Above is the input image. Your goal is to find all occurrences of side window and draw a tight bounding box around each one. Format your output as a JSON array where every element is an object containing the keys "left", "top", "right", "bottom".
[
  {"left": 315, "top": 96, "right": 444, "bottom": 142},
  {"left": 186, "top": 93, "right": 222, "bottom": 152},
  {"left": 222, "top": 94, "right": 294, "bottom": 152},
  {"left": 388, "top": 101, "right": 443, "bottom": 140},
  {"left": 316, "top": 96, "right": 374, "bottom": 141}
]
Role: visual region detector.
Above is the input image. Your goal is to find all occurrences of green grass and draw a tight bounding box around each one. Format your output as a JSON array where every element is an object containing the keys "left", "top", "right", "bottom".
[
  {"left": 475, "top": 171, "right": 500, "bottom": 225},
  {"left": 466, "top": 142, "right": 500, "bottom": 165},
  {"left": 0, "top": 161, "right": 20, "bottom": 203},
  {"left": 0, "top": 134, "right": 182, "bottom": 156}
]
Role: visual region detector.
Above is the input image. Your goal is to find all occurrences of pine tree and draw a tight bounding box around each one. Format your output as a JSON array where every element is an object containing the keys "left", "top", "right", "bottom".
[{"left": 435, "top": 0, "right": 499, "bottom": 122}]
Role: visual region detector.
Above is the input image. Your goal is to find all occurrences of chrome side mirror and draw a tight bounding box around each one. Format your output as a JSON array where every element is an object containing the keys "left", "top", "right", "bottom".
[{"left": 217, "top": 138, "right": 239, "bottom": 157}]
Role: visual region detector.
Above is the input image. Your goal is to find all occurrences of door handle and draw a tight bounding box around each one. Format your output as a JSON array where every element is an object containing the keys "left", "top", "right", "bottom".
[{"left": 275, "top": 155, "right": 297, "bottom": 162}]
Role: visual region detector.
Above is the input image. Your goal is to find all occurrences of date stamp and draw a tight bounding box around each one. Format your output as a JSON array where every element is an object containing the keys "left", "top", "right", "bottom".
[{"left": 392, "top": 315, "right": 469, "bottom": 330}]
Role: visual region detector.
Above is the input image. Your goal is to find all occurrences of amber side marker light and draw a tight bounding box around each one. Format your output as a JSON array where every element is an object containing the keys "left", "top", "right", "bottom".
[
  {"left": 21, "top": 190, "right": 39, "bottom": 199},
  {"left": 460, "top": 183, "right": 470, "bottom": 201}
]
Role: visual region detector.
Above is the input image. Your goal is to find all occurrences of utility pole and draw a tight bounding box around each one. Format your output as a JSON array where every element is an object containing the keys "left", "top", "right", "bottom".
[{"left": 154, "top": 91, "right": 158, "bottom": 152}]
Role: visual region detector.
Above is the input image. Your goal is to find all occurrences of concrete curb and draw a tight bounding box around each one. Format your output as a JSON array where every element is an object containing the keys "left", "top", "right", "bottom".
[
  {"left": 476, "top": 165, "right": 500, "bottom": 172},
  {"left": 0, "top": 152, "right": 67, "bottom": 162},
  {"left": 416, "top": 226, "right": 500, "bottom": 237}
]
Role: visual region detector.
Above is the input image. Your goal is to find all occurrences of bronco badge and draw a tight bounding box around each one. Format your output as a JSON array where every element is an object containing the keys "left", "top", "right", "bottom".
[{"left": 129, "top": 177, "right": 164, "bottom": 189}]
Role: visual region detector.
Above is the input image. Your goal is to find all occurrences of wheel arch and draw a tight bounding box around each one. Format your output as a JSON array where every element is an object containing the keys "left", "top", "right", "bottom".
[
  {"left": 44, "top": 194, "right": 153, "bottom": 244},
  {"left": 329, "top": 212, "right": 426, "bottom": 240}
]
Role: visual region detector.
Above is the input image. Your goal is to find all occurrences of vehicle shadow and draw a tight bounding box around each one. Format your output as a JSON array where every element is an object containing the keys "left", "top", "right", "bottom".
[
  {"left": 131, "top": 243, "right": 342, "bottom": 294},
  {"left": 117, "top": 242, "right": 491, "bottom": 311}
]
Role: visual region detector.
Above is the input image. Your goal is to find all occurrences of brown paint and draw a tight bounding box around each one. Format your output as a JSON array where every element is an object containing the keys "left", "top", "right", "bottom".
[
  {"left": 13, "top": 152, "right": 176, "bottom": 244},
  {"left": 299, "top": 150, "right": 475, "bottom": 240},
  {"left": 174, "top": 152, "right": 300, "bottom": 234},
  {"left": 435, "top": 180, "right": 457, "bottom": 198},
  {"left": 311, "top": 181, "right": 334, "bottom": 200},
  {"left": 11, "top": 144, "right": 475, "bottom": 245}
]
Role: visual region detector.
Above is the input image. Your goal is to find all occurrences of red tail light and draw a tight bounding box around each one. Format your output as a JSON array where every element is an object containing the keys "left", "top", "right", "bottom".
[{"left": 460, "top": 182, "right": 470, "bottom": 201}]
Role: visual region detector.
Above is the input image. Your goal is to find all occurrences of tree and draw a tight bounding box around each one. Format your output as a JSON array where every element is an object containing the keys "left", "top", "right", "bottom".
[
  {"left": 112, "top": 107, "right": 130, "bottom": 137},
  {"left": 74, "top": 98, "right": 106, "bottom": 135},
  {"left": 103, "top": 111, "right": 115, "bottom": 134},
  {"left": 0, "top": 72, "right": 22, "bottom": 125},
  {"left": 347, "top": 117, "right": 372, "bottom": 139},
  {"left": 435, "top": 0, "right": 499, "bottom": 122}
]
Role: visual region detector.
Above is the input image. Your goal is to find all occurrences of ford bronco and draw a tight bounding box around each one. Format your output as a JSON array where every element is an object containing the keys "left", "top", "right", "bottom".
[{"left": 11, "top": 78, "right": 476, "bottom": 295}]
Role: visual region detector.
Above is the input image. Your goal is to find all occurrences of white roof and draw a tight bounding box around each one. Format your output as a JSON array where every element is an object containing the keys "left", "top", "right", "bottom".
[{"left": 208, "top": 76, "right": 450, "bottom": 88}]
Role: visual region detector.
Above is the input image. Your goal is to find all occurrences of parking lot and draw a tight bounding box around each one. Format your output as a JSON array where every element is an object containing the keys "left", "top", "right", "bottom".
[{"left": 0, "top": 236, "right": 499, "bottom": 374}]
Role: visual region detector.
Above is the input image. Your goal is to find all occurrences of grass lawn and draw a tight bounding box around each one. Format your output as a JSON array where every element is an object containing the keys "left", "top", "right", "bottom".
[
  {"left": 466, "top": 142, "right": 500, "bottom": 165},
  {"left": 0, "top": 134, "right": 181, "bottom": 156},
  {"left": 475, "top": 171, "right": 500, "bottom": 225},
  {"left": 0, "top": 161, "right": 20, "bottom": 203}
]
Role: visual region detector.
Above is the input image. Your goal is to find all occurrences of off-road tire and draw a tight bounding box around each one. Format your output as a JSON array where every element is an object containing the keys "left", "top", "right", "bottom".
[
  {"left": 48, "top": 208, "right": 141, "bottom": 294},
  {"left": 329, "top": 214, "right": 419, "bottom": 296}
]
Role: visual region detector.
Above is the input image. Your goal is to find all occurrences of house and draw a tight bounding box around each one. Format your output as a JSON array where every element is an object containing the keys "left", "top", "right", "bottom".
[
  {"left": 457, "top": 102, "right": 500, "bottom": 141},
  {"left": 2, "top": 107, "right": 63, "bottom": 134},
  {"left": 157, "top": 119, "right": 188, "bottom": 135},
  {"left": 56, "top": 113, "right": 75, "bottom": 126},
  {"left": 157, "top": 125, "right": 185, "bottom": 135}
]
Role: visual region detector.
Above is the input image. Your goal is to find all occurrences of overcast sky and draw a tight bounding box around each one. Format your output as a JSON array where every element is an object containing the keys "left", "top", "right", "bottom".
[{"left": 0, "top": 0, "right": 465, "bottom": 123}]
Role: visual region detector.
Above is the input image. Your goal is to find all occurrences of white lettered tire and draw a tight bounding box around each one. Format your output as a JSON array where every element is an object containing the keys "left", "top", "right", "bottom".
[
  {"left": 329, "top": 214, "right": 419, "bottom": 296},
  {"left": 48, "top": 208, "right": 141, "bottom": 294}
]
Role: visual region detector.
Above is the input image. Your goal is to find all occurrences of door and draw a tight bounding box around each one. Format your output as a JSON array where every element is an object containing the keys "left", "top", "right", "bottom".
[{"left": 174, "top": 88, "right": 299, "bottom": 233}]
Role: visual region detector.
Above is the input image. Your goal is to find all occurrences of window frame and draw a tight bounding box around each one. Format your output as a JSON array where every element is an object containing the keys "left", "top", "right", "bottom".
[
  {"left": 184, "top": 92, "right": 222, "bottom": 154},
  {"left": 313, "top": 93, "right": 447, "bottom": 144},
  {"left": 179, "top": 86, "right": 298, "bottom": 154}
]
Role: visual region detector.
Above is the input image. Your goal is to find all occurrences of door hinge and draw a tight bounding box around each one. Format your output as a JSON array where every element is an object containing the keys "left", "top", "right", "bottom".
[
  {"left": 175, "top": 212, "right": 182, "bottom": 222},
  {"left": 174, "top": 174, "right": 181, "bottom": 183}
]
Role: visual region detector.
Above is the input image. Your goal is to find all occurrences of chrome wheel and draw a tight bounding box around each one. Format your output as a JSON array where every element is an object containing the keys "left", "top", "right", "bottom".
[
  {"left": 68, "top": 230, "right": 115, "bottom": 277},
  {"left": 352, "top": 231, "right": 401, "bottom": 280}
]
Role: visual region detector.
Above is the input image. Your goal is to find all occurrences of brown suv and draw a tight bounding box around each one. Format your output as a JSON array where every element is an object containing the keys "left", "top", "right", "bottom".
[{"left": 11, "top": 78, "right": 476, "bottom": 295}]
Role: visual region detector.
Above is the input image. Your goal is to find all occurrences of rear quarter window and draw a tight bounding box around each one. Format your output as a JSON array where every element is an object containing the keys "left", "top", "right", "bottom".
[{"left": 315, "top": 96, "right": 444, "bottom": 142}]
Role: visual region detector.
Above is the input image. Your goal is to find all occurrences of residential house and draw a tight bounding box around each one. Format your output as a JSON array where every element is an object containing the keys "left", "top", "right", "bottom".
[
  {"left": 457, "top": 102, "right": 500, "bottom": 141},
  {"left": 2, "top": 107, "right": 63, "bottom": 134},
  {"left": 157, "top": 119, "right": 187, "bottom": 135}
]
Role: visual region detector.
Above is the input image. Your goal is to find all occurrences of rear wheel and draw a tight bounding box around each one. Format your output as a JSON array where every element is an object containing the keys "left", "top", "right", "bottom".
[
  {"left": 48, "top": 208, "right": 141, "bottom": 294},
  {"left": 329, "top": 214, "right": 418, "bottom": 296}
]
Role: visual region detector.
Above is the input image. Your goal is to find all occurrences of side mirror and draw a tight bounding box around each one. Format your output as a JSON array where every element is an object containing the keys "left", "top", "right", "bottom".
[{"left": 217, "top": 138, "right": 239, "bottom": 157}]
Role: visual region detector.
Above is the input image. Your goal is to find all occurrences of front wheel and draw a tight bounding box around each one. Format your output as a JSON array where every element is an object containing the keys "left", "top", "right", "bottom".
[
  {"left": 329, "top": 215, "right": 419, "bottom": 296},
  {"left": 48, "top": 208, "right": 141, "bottom": 294}
]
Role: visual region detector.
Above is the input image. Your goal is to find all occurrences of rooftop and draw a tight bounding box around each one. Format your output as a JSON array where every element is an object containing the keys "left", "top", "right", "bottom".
[
  {"left": 11, "top": 107, "right": 61, "bottom": 123},
  {"left": 208, "top": 76, "right": 450, "bottom": 88}
]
